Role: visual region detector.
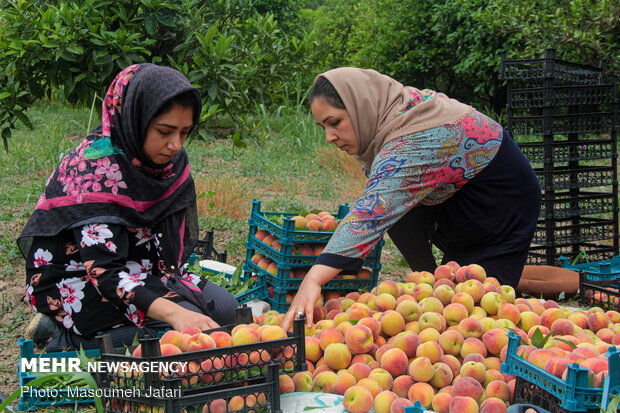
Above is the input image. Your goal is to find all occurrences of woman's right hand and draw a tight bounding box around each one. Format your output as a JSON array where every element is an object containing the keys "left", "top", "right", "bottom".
[
  {"left": 171, "top": 307, "right": 220, "bottom": 332},
  {"left": 147, "top": 297, "right": 220, "bottom": 331},
  {"left": 281, "top": 264, "right": 341, "bottom": 331}
]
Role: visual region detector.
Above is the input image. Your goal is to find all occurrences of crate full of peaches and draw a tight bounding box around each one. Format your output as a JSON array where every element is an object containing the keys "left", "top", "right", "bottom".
[{"left": 95, "top": 307, "right": 307, "bottom": 411}]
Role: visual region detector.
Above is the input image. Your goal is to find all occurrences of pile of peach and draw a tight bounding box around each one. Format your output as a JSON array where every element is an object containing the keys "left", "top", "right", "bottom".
[
  {"left": 261, "top": 262, "right": 620, "bottom": 413},
  {"left": 291, "top": 211, "right": 339, "bottom": 232}
]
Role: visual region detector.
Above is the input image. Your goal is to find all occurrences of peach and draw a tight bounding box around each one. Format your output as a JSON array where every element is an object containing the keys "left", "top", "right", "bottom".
[
  {"left": 458, "top": 317, "right": 484, "bottom": 339},
  {"left": 485, "top": 380, "right": 511, "bottom": 402},
  {"left": 416, "top": 340, "right": 444, "bottom": 363},
  {"left": 587, "top": 312, "right": 609, "bottom": 332},
  {"left": 334, "top": 312, "right": 351, "bottom": 326},
  {"left": 420, "top": 327, "right": 441, "bottom": 343},
  {"left": 232, "top": 326, "right": 261, "bottom": 346},
  {"left": 205, "top": 398, "right": 227, "bottom": 413},
  {"left": 451, "top": 292, "right": 476, "bottom": 313},
  {"left": 439, "top": 329, "right": 465, "bottom": 356},
  {"left": 408, "top": 356, "right": 435, "bottom": 382},
  {"left": 347, "top": 362, "right": 371, "bottom": 382},
  {"left": 518, "top": 311, "right": 541, "bottom": 334},
  {"left": 375, "top": 344, "right": 395, "bottom": 364},
  {"left": 480, "top": 397, "right": 507, "bottom": 413},
  {"left": 408, "top": 382, "right": 435, "bottom": 408},
  {"left": 357, "top": 316, "right": 381, "bottom": 339},
  {"left": 435, "top": 264, "right": 456, "bottom": 281},
  {"left": 436, "top": 279, "right": 456, "bottom": 290},
  {"left": 419, "top": 312, "right": 444, "bottom": 332},
  {"left": 605, "top": 310, "right": 620, "bottom": 323},
  {"left": 375, "top": 293, "right": 398, "bottom": 311},
  {"left": 380, "top": 347, "right": 409, "bottom": 377},
  {"left": 292, "top": 371, "right": 313, "bottom": 392},
  {"left": 433, "top": 284, "right": 456, "bottom": 306},
  {"left": 480, "top": 292, "right": 504, "bottom": 315},
  {"left": 392, "top": 375, "right": 416, "bottom": 399},
  {"left": 369, "top": 368, "right": 394, "bottom": 391},
  {"left": 498, "top": 285, "right": 516, "bottom": 303},
  {"left": 279, "top": 374, "right": 295, "bottom": 394},
  {"left": 209, "top": 331, "right": 233, "bottom": 348},
  {"left": 345, "top": 324, "right": 374, "bottom": 354},
  {"left": 357, "top": 377, "right": 383, "bottom": 398},
  {"left": 444, "top": 303, "right": 470, "bottom": 326},
  {"left": 160, "top": 330, "right": 184, "bottom": 349},
  {"left": 420, "top": 297, "right": 445, "bottom": 314},
  {"left": 348, "top": 303, "right": 374, "bottom": 321},
  {"left": 482, "top": 328, "right": 509, "bottom": 356},
  {"left": 432, "top": 391, "right": 453, "bottom": 413},
  {"left": 460, "top": 361, "right": 486, "bottom": 383},
  {"left": 461, "top": 337, "right": 487, "bottom": 358},
  {"left": 540, "top": 308, "right": 565, "bottom": 329},
  {"left": 380, "top": 310, "right": 406, "bottom": 337},
  {"left": 393, "top": 331, "right": 421, "bottom": 358},
  {"left": 430, "top": 362, "right": 454, "bottom": 388},
  {"left": 332, "top": 371, "right": 357, "bottom": 395},
  {"left": 461, "top": 279, "right": 485, "bottom": 303},
  {"left": 312, "top": 370, "right": 337, "bottom": 392},
  {"left": 260, "top": 325, "right": 287, "bottom": 342},
  {"left": 374, "top": 390, "right": 400, "bottom": 413},
  {"left": 377, "top": 280, "right": 400, "bottom": 297},
  {"left": 441, "top": 354, "right": 462, "bottom": 378},
  {"left": 527, "top": 349, "right": 556, "bottom": 369},
  {"left": 452, "top": 376, "right": 484, "bottom": 402},
  {"left": 450, "top": 396, "right": 480, "bottom": 413},
  {"left": 497, "top": 303, "right": 520, "bottom": 326},
  {"left": 318, "top": 327, "right": 344, "bottom": 350},
  {"left": 544, "top": 356, "right": 571, "bottom": 378},
  {"left": 484, "top": 357, "right": 502, "bottom": 372},
  {"left": 186, "top": 333, "right": 216, "bottom": 352},
  {"left": 179, "top": 361, "right": 201, "bottom": 388},
  {"left": 159, "top": 343, "right": 182, "bottom": 357},
  {"left": 390, "top": 398, "right": 414, "bottom": 413},
  {"left": 324, "top": 342, "right": 351, "bottom": 370},
  {"left": 483, "top": 369, "right": 506, "bottom": 388},
  {"left": 596, "top": 328, "right": 615, "bottom": 343},
  {"left": 305, "top": 336, "right": 323, "bottom": 363},
  {"left": 581, "top": 357, "right": 608, "bottom": 374}
]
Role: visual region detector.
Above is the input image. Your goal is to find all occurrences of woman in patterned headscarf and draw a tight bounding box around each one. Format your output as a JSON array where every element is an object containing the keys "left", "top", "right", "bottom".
[
  {"left": 282, "top": 67, "right": 541, "bottom": 330},
  {"left": 20, "top": 64, "right": 237, "bottom": 350}
]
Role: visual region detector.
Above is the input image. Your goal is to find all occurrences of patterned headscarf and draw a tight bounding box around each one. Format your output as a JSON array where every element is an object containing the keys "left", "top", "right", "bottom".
[
  {"left": 18, "top": 64, "right": 202, "bottom": 275},
  {"left": 317, "top": 68, "right": 472, "bottom": 171}
]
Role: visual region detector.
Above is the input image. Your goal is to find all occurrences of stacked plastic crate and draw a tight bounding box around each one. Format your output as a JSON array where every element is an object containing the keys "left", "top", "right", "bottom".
[
  {"left": 243, "top": 199, "right": 384, "bottom": 312},
  {"left": 500, "top": 48, "right": 619, "bottom": 266}
]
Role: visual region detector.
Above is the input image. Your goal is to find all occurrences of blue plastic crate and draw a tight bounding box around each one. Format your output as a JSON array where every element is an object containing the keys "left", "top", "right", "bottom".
[
  {"left": 244, "top": 258, "right": 380, "bottom": 292},
  {"left": 187, "top": 254, "right": 267, "bottom": 304},
  {"left": 560, "top": 255, "right": 620, "bottom": 281},
  {"left": 17, "top": 338, "right": 100, "bottom": 411},
  {"left": 247, "top": 199, "right": 351, "bottom": 244},
  {"left": 501, "top": 331, "right": 620, "bottom": 412}
]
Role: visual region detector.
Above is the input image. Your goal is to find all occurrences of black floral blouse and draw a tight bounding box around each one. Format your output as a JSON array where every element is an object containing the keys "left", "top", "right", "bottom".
[{"left": 24, "top": 223, "right": 206, "bottom": 338}]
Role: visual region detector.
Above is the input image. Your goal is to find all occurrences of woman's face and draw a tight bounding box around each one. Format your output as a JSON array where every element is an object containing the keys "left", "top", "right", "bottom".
[
  {"left": 143, "top": 104, "right": 194, "bottom": 165},
  {"left": 311, "top": 98, "right": 359, "bottom": 156}
]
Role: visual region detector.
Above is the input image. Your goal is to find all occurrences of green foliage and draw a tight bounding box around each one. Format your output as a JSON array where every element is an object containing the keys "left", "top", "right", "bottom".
[
  {"left": 481, "top": 0, "right": 619, "bottom": 76},
  {"left": 0, "top": 0, "right": 317, "bottom": 149}
]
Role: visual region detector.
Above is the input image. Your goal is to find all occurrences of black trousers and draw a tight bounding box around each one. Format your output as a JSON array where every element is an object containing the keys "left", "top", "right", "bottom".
[{"left": 388, "top": 131, "right": 541, "bottom": 288}]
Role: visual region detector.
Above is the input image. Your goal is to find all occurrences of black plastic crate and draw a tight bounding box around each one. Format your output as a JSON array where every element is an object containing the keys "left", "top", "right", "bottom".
[
  {"left": 508, "top": 84, "right": 617, "bottom": 109},
  {"left": 532, "top": 217, "right": 617, "bottom": 245},
  {"left": 527, "top": 243, "right": 618, "bottom": 266},
  {"left": 500, "top": 49, "right": 606, "bottom": 86},
  {"left": 509, "top": 112, "right": 616, "bottom": 136},
  {"left": 535, "top": 165, "right": 616, "bottom": 191},
  {"left": 520, "top": 140, "right": 615, "bottom": 164},
  {"left": 537, "top": 191, "right": 617, "bottom": 219},
  {"left": 102, "top": 363, "right": 282, "bottom": 413},
  {"left": 578, "top": 273, "right": 620, "bottom": 311},
  {"left": 95, "top": 307, "right": 306, "bottom": 397},
  {"left": 193, "top": 229, "right": 228, "bottom": 263}
]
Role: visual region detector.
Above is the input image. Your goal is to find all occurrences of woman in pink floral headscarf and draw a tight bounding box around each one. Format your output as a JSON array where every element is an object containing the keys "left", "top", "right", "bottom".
[{"left": 19, "top": 64, "right": 237, "bottom": 350}]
